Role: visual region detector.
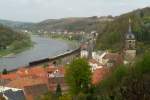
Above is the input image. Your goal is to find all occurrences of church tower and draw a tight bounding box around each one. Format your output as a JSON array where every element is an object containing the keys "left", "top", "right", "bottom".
[{"left": 124, "top": 18, "right": 136, "bottom": 60}]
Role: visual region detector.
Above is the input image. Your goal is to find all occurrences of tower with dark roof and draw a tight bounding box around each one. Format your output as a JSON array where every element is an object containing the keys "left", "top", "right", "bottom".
[{"left": 124, "top": 18, "right": 136, "bottom": 60}]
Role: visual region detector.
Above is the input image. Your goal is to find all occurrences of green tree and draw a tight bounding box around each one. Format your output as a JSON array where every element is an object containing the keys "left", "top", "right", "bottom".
[
  {"left": 0, "top": 25, "right": 32, "bottom": 56},
  {"left": 38, "top": 92, "right": 53, "bottom": 100},
  {"left": 95, "top": 52, "right": 150, "bottom": 100},
  {"left": 65, "top": 58, "right": 92, "bottom": 95},
  {"left": 59, "top": 94, "right": 72, "bottom": 100},
  {"left": 2, "top": 68, "right": 8, "bottom": 75},
  {"left": 56, "top": 84, "right": 62, "bottom": 97}
]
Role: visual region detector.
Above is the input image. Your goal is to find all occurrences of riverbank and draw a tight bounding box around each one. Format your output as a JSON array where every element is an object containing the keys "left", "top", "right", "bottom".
[{"left": 0, "top": 42, "right": 33, "bottom": 57}]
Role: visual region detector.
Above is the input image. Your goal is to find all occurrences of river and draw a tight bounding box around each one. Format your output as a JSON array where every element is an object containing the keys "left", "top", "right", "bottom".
[{"left": 0, "top": 35, "right": 76, "bottom": 71}]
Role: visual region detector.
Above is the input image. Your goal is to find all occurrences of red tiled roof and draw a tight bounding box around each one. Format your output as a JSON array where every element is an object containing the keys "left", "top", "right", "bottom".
[
  {"left": 29, "top": 66, "right": 47, "bottom": 77},
  {"left": 16, "top": 66, "right": 48, "bottom": 78},
  {"left": 1, "top": 65, "right": 65, "bottom": 80},
  {"left": 6, "top": 77, "right": 46, "bottom": 89},
  {"left": 103, "top": 53, "right": 119, "bottom": 59},
  {"left": 16, "top": 68, "right": 31, "bottom": 77},
  {"left": 92, "top": 68, "right": 109, "bottom": 85},
  {"left": 103, "top": 53, "right": 123, "bottom": 65},
  {"left": 0, "top": 73, "right": 17, "bottom": 80}
]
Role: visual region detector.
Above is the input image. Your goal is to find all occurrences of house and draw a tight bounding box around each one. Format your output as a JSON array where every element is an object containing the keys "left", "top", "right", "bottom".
[
  {"left": 80, "top": 43, "right": 89, "bottom": 59},
  {"left": 5, "top": 77, "right": 48, "bottom": 100},
  {"left": 92, "top": 51, "right": 106, "bottom": 63},
  {"left": 0, "top": 65, "right": 68, "bottom": 94},
  {"left": 102, "top": 53, "right": 123, "bottom": 67},
  {"left": 80, "top": 50, "right": 89, "bottom": 58},
  {"left": 46, "top": 66, "right": 68, "bottom": 92},
  {"left": 24, "top": 84, "right": 49, "bottom": 100}
]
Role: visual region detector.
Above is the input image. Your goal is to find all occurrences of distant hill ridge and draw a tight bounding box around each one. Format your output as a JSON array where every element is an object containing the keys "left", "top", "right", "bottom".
[
  {"left": 28, "top": 16, "right": 113, "bottom": 32},
  {"left": 0, "top": 16, "right": 113, "bottom": 33}
]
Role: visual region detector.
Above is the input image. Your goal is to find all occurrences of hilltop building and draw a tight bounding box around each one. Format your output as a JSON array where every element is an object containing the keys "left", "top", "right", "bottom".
[{"left": 124, "top": 18, "right": 136, "bottom": 61}]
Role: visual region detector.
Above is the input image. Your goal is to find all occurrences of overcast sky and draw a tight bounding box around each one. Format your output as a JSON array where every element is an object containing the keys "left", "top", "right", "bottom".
[{"left": 0, "top": 0, "right": 149, "bottom": 22}]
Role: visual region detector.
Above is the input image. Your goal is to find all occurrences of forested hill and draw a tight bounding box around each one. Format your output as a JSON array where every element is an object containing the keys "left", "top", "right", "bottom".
[
  {"left": 96, "top": 7, "right": 150, "bottom": 52},
  {"left": 0, "top": 25, "right": 32, "bottom": 56},
  {"left": 0, "top": 19, "right": 33, "bottom": 30},
  {"left": 28, "top": 16, "right": 114, "bottom": 32}
]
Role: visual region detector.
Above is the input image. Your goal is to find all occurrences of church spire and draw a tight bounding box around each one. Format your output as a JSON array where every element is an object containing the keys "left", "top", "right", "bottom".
[{"left": 128, "top": 18, "right": 132, "bottom": 33}]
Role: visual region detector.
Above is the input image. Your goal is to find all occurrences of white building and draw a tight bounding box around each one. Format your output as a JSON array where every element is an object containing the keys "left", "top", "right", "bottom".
[
  {"left": 89, "top": 59, "right": 104, "bottom": 72},
  {"left": 80, "top": 50, "right": 89, "bottom": 58},
  {"left": 92, "top": 51, "right": 107, "bottom": 64}
]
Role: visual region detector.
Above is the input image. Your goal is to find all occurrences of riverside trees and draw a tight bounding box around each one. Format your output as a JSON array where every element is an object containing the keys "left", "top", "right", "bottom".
[{"left": 0, "top": 25, "right": 32, "bottom": 56}]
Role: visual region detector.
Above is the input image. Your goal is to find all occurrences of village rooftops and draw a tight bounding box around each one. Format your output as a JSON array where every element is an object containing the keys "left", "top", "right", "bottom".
[
  {"left": 0, "top": 63, "right": 110, "bottom": 94},
  {"left": 0, "top": 73, "right": 17, "bottom": 81},
  {"left": 5, "top": 77, "right": 46, "bottom": 89},
  {"left": 103, "top": 53, "right": 120, "bottom": 59},
  {"left": 102, "top": 53, "right": 123, "bottom": 65},
  {"left": 23, "top": 83, "right": 49, "bottom": 100},
  {"left": 0, "top": 65, "right": 65, "bottom": 80}
]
